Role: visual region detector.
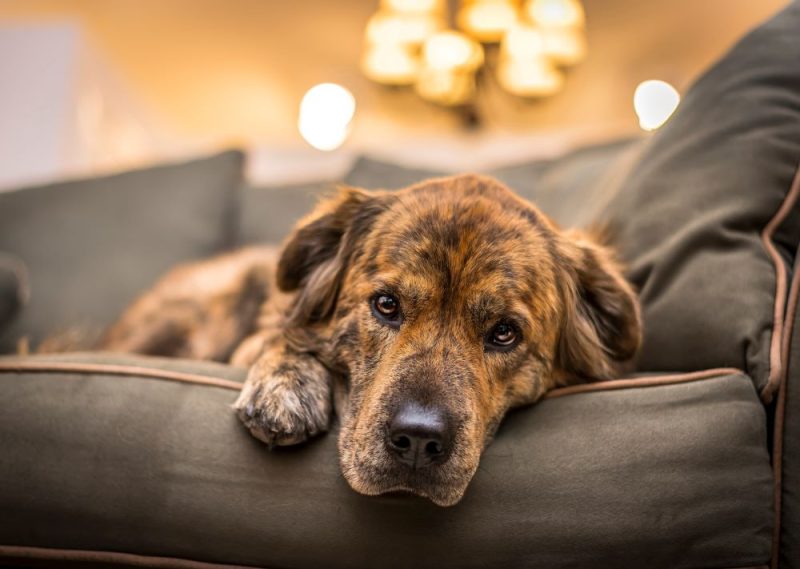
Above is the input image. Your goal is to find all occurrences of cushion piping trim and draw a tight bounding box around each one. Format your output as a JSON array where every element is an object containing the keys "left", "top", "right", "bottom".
[
  {"left": 760, "top": 160, "right": 800, "bottom": 403},
  {"left": 0, "top": 361, "right": 243, "bottom": 390},
  {"left": 544, "top": 367, "right": 745, "bottom": 399},
  {"left": 0, "top": 545, "right": 263, "bottom": 569},
  {"left": 771, "top": 241, "right": 800, "bottom": 569},
  {"left": 0, "top": 545, "right": 768, "bottom": 569},
  {"left": 0, "top": 360, "right": 744, "bottom": 399}
]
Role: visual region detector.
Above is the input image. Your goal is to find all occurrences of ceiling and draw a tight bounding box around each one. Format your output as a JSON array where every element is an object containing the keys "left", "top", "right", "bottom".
[{"left": 0, "top": 0, "right": 789, "bottom": 155}]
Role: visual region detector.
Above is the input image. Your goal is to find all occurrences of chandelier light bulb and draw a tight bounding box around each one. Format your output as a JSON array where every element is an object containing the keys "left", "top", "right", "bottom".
[
  {"left": 365, "top": 11, "right": 443, "bottom": 47},
  {"left": 457, "top": 0, "right": 519, "bottom": 43},
  {"left": 501, "top": 23, "right": 545, "bottom": 61},
  {"left": 423, "top": 30, "right": 484, "bottom": 71},
  {"left": 381, "top": 0, "right": 445, "bottom": 15},
  {"left": 526, "top": 0, "right": 585, "bottom": 29},
  {"left": 361, "top": 44, "right": 419, "bottom": 85}
]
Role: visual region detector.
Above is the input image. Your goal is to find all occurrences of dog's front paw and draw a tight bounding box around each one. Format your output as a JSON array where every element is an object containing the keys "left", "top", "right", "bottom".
[{"left": 233, "top": 354, "right": 332, "bottom": 447}]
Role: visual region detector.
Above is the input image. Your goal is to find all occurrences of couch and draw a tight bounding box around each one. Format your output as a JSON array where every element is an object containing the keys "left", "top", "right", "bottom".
[{"left": 1, "top": 2, "right": 799, "bottom": 568}]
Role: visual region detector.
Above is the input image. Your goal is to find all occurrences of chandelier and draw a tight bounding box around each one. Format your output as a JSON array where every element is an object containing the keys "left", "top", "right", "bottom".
[{"left": 361, "top": 0, "right": 587, "bottom": 107}]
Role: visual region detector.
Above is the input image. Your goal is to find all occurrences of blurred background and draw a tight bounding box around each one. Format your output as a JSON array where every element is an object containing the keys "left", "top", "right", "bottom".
[{"left": 0, "top": 0, "right": 788, "bottom": 189}]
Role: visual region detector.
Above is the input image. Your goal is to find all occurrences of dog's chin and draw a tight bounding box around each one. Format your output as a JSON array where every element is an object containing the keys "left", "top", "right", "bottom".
[{"left": 340, "top": 460, "right": 474, "bottom": 507}]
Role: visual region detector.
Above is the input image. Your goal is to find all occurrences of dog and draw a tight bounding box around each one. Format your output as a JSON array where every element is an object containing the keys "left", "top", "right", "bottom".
[{"left": 100, "top": 174, "right": 641, "bottom": 506}]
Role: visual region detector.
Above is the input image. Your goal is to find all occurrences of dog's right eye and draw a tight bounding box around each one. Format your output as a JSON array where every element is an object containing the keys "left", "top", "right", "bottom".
[{"left": 371, "top": 294, "right": 402, "bottom": 326}]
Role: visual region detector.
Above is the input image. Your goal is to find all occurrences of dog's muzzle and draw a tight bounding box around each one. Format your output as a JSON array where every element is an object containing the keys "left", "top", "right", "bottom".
[{"left": 385, "top": 402, "right": 455, "bottom": 469}]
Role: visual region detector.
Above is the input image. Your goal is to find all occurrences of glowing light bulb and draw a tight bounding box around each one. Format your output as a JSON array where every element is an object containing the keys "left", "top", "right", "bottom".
[
  {"left": 361, "top": 44, "right": 419, "bottom": 85},
  {"left": 633, "top": 80, "right": 680, "bottom": 131},
  {"left": 365, "top": 11, "right": 442, "bottom": 47},
  {"left": 501, "top": 23, "right": 545, "bottom": 61},
  {"left": 526, "top": 0, "right": 585, "bottom": 29},
  {"left": 422, "top": 31, "right": 483, "bottom": 71},
  {"left": 381, "top": 0, "right": 444, "bottom": 15},
  {"left": 497, "top": 59, "right": 563, "bottom": 97},
  {"left": 540, "top": 26, "right": 586, "bottom": 66},
  {"left": 298, "top": 83, "right": 356, "bottom": 151},
  {"left": 457, "top": 0, "right": 519, "bottom": 43}
]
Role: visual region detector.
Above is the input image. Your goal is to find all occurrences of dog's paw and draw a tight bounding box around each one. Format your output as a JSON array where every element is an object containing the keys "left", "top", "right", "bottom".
[{"left": 233, "top": 357, "right": 332, "bottom": 447}]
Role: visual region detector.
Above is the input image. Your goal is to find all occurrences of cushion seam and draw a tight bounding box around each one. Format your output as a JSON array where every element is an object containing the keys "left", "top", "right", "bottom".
[
  {"left": 771, "top": 240, "right": 800, "bottom": 569},
  {"left": 0, "top": 544, "right": 266, "bottom": 569},
  {"left": 759, "top": 159, "right": 800, "bottom": 403},
  {"left": 0, "top": 360, "right": 745, "bottom": 398},
  {"left": 0, "top": 362, "right": 243, "bottom": 390}
]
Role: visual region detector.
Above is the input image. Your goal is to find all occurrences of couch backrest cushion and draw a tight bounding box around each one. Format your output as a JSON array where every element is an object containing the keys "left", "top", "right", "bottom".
[
  {"left": 596, "top": 2, "right": 800, "bottom": 398},
  {"left": 0, "top": 253, "right": 28, "bottom": 333},
  {"left": 0, "top": 151, "right": 244, "bottom": 353},
  {"left": 240, "top": 181, "right": 336, "bottom": 245}
]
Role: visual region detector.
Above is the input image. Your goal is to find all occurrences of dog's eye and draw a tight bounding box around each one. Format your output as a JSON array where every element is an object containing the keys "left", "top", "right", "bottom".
[
  {"left": 487, "top": 322, "right": 519, "bottom": 350},
  {"left": 371, "top": 294, "right": 402, "bottom": 324}
]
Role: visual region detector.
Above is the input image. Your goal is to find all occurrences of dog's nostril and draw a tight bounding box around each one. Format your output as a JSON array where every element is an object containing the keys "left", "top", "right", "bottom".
[
  {"left": 386, "top": 402, "right": 454, "bottom": 469},
  {"left": 425, "top": 440, "right": 443, "bottom": 455},
  {"left": 392, "top": 435, "right": 412, "bottom": 450}
]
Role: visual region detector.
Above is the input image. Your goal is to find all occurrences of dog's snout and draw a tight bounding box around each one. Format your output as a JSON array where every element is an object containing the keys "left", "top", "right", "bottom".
[{"left": 386, "top": 403, "right": 453, "bottom": 469}]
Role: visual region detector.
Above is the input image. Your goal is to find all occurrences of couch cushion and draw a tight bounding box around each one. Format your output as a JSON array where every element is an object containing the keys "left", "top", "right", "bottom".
[
  {"left": 489, "top": 137, "right": 640, "bottom": 226},
  {"left": 344, "top": 156, "right": 443, "bottom": 190},
  {"left": 0, "top": 252, "right": 28, "bottom": 333},
  {"left": 0, "top": 151, "right": 244, "bottom": 353},
  {"left": 595, "top": 2, "right": 800, "bottom": 399},
  {"left": 240, "top": 180, "right": 334, "bottom": 245},
  {"left": 241, "top": 142, "right": 638, "bottom": 247},
  {"left": 0, "top": 354, "right": 772, "bottom": 569}
]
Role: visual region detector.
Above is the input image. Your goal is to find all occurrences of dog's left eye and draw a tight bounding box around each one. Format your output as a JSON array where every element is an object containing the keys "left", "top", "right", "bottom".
[
  {"left": 371, "top": 294, "right": 402, "bottom": 325},
  {"left": 487, "top": 322, "right": 519, "bottom": 350}
]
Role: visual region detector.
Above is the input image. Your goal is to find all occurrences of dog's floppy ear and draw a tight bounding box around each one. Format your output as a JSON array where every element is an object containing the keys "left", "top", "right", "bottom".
[
  {"left": 277, "top": 185, "right": 387, "bottom": 325},
  {"left": 555, "top": 230, "right": 642, "bottom": 381}
]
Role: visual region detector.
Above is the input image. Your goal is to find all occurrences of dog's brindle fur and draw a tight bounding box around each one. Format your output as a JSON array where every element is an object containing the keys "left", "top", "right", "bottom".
[{"left": 100, "top": 175, "right": 641, "bottom": 506}]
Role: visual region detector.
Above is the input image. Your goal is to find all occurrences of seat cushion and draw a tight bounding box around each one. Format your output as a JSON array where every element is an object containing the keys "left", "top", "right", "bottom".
[
  {"left": 595, "top": 2, "right": 800, "bottom": 399},
  {"left": 0, "top": 151, "right": 244, "bottom": 353},
  {"left": 0, "top": 354, "right": 773, "bottom": 569}
]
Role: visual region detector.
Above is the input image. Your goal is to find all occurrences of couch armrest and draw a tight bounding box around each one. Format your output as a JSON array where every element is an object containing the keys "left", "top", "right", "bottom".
[{"left": 0, "top": 354, "right": 772, "bottom": 569}]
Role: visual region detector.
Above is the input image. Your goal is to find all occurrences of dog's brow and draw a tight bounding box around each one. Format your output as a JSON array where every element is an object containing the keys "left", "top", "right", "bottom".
[
  {"left": 372, "top": 277, "right": 430, "bottom": 305},
  {"left": 468, "top": 293, "right": 531, "bottom": 329}
]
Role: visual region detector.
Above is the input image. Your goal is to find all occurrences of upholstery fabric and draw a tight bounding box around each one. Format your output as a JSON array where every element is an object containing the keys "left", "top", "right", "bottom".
[
  {"left": 0, "top": 253, "right": 27, "bottom": 333},
  {"left": 778, "top": 259, "right": 800, "bottom": 568},
  {"left": 0, "top": 151, "right": 244, "bottom": 354},
  {"left": 0, "top": 354, "right": 773, "bottom": 569},
  {"left": 240, "top": 181, "right": 334, "bottom": 245},
  {"left": 594, "top": 2, "right": 800, "bottom": 394}
]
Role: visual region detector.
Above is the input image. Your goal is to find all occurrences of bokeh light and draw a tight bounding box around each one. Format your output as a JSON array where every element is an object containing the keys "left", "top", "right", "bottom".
[
  {"left": 633, "top": 80, "right": 680, "bottom": 131},
  {"left": 298, "top": 83, "right": 356, "bottom": 151}
]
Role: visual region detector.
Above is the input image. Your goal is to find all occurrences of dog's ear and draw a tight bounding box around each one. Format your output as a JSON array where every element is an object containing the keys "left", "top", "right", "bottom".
[
  {"left": 277, "top": 185, "right": 387, "bottom": 325},
  {"left": 555, "top": 230, "right": 642, "bottom": 381}
]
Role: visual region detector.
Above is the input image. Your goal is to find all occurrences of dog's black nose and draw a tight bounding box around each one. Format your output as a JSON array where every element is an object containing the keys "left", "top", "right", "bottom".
[{"left": 386, "top": 403, "right": 453, "bottom": 469}]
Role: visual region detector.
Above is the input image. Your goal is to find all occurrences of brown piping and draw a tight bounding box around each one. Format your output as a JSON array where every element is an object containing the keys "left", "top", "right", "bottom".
[
  {"left": 0, "top": 545, "right": 262, "bottom": 569},
  {"left": 0, "top": 360, "right": 744, "bottom": 399},
  {"left": 770, "top": 243, "right": 800, "bottom": 569},
  {"left": 0, "top": 545, "right": 769, "bottom": 569},
  {"left": 544, "top": 367, "right": 743, "bottom": 399},
  {"left": 761, "top": 162, "right": 800, "bottom": 403},
  {"left": 0, "top": 361, "right": 243, "bottom": 391}
]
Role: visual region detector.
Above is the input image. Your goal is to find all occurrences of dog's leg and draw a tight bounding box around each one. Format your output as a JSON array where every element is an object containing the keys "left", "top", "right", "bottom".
[
  {"left": 100, "top": 247, "right": 276, "bottom": 362},
  {"left": 232, "top": 341, "right": 333, "bottom": 447}
]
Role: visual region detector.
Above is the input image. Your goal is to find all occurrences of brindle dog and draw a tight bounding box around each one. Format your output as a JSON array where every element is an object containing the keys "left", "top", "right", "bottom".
[{"left": 101, "top": 174, "right": 641, "bottom": 506}]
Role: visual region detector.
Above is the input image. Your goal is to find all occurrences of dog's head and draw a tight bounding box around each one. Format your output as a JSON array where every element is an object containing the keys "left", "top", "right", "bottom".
[{"left": 277, "top": 175, "right": 641, "bottom": 506}]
